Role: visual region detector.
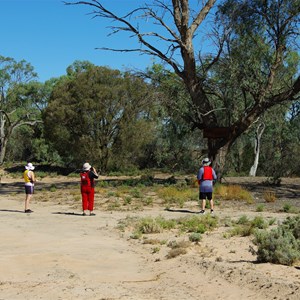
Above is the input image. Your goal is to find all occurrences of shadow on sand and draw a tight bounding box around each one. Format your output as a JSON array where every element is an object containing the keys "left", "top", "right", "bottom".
[
  {"left": 52, "top": 212, "right": 84, "bottom": 216},
  {"left": 0, "top": 209, "right": 25, "bottom": 214},
  {"left": 164, "top": 208, "right": 199, "bottom": 214}
]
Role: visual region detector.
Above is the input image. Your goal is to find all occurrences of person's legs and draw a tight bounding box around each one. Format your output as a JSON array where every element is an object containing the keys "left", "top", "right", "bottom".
[
  {"left": 24, "top": 186, "right": 33, "bottom": 212},
  {"left": 201, "top": 199, "right": 206, "bottom": 211},
  {"left": 199, "top": 192, "right": 206, "bottom": 214},
  {"left": 210, "top": 199, "right": 214, "bottom": 211},
  {"left": 81, "top": 190, "right": 89, "bottom": 215},
  {"left": 206, "top": 192, "right": 214, "bottom": 213},
  {"left": 25, "top": 194, "right": 32, "bottom": 211},
  {"left": 88, "top": 189, "right": 95, "bottom": 215}
]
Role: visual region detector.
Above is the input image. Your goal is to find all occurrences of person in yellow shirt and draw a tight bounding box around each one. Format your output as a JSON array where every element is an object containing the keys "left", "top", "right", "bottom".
[{"left": 23, "top": 163, "right": 36, "bottom": 213}]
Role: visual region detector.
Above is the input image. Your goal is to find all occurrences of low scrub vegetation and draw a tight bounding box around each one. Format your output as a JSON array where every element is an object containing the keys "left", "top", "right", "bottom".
[
  {"left": 263, "top": 190, "right": 276, "bottom": 203},
  {"left": 214, "top": 184, "right": 254, "bottom": 204},
  {"left": 224, "top": 215, "right": 271, "bottom": 238},
  {"left": 119, "top": 214, "right": 218, "bottom": 242},
  {"left": 155, "top": 186, "right": 198, "bottom": 208},
  {"left": 251, "top": 216, "right": 300, "bottom": 266}
]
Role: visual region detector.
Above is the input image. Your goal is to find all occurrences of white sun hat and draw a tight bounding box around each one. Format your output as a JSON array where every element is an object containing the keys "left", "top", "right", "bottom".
[
  {"left": 82, "top": 162, "right": 92, "bottom": 171},
  {"left": 202, "top": 158, "right": 211, "bottom": 166},
  {"left": 25, "top": 163, "right": 35, "bottom": 170}
]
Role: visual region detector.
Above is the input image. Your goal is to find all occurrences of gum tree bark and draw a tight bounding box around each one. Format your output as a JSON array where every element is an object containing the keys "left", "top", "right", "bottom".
[{"left": 249, "top": 122, "right": 265, "bottom": 177}]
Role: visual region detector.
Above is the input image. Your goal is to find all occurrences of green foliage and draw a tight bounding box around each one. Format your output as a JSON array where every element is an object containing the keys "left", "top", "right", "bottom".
[
  {"left": 49, "top": 184, "right": 57, "bottom": 192},
  {"left": 0, "top": 55, "right": 41, "bottom": 164},
  {"left": 226, "top": 215, "right": 269, "bottom": 237},
  {"left": 43, "top": 64, "right": 158, "bottom": 171},
  {"left": 189, "top": 232, "right": 202, "bottom": 243},
  {"left": 178, "top": 214, "right": 218, "bottom": 233},
  {"left": 136, "top": 216, "right": 177, "bottom": 234},
  {"left": 156, "top": 186, "right": 197, "bottom": 208},
  {"left": 256, "top": 204, "right": 265, "bottom": 212},
  {"left": 252, "top": 216, "right": 300, "bottom": 266},
  {"left": 122, "top": 214, "right": 218, "bottom": 241},
  {"left": 130, "top": 188, "right": 143, "bottom": 198},
  {"left": 282, "top": 203, "right": 299, "bottom": 214},
  {"left": 282, "top": 216, "right": 300, "bottom": 239},
  {"left": 145, "top": 64, "right": 204, "bottom": 172}
]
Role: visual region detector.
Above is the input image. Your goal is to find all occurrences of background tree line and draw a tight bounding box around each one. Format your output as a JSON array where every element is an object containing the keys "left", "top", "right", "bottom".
[
  {"left": 1, "top": 0, "right": 299, "bottom": 177},
  {"left": 1, "top": 57, "right": 299, "bottom": 177}
]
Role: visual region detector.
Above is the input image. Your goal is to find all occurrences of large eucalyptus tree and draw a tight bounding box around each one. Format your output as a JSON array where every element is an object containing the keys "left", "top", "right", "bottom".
[{"left": 65, "top": 0, "right": 300, "bottom": 174}]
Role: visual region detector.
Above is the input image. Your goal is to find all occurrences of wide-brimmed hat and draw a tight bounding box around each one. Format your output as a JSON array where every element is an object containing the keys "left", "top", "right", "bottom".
[
  {"left": 202, "top": 158, "right": 211, "bottom": 166},
  {"left": 25, "top": 163, "right": 35, "bottom": 170},
  {"left": 82, "top": 162, "right": 92, "bottom": 171}
]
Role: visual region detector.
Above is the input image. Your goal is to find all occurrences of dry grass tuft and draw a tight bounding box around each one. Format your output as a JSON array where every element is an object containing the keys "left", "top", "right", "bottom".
[
  {"left": 215, "top": 184, "right": 253, "bottom": 204},
  {"left": 263, "top": 190, "right": 276, "bottom": 203},
  {"left": 166, "top": 247, "right": 187, "bottom": 259}
]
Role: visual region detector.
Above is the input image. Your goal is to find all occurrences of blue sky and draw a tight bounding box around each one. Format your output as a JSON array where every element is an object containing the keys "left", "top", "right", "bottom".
[{"left": 0, "top": 0, "right": 154, "bottom": 82}]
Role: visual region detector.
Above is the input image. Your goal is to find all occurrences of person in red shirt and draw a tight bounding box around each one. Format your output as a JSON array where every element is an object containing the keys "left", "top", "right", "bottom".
[
  {"left": 80, "top": 162, "right": 99, "bottom": 216},
  {"left": 197, "top": 158, "right": 217, "bottom": 214}
]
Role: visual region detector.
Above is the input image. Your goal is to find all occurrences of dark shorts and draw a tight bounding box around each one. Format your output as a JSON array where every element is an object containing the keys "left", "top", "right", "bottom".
[
  {"left": 199, "top": 192, "right": 212, "bottom": 200},
  {"left": 25, "top": 185, "right": 34, "bottom": 195}
]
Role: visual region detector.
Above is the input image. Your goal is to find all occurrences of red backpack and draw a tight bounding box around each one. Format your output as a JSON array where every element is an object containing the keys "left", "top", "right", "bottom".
[
  {"left": 80, "top": 171, "right": 91, "bottom": 186},
  {"left": 202, "top": 166, "right": 213, "bottom": 180}
]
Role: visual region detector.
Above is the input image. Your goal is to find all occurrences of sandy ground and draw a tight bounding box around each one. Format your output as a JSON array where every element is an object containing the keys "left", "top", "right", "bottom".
[{"left": 0, "top": 175, "right": 300, "bottom": 300}]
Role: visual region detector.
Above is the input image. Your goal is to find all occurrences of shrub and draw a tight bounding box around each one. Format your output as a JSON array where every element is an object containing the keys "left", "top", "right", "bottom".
[
  {"left": 49, "top": 184, "right": 57, "bottom": 192},
  {"left": 282, "top": 203, "right": 298, "bottom": 214},
  {"left": 189, "top": 232, "right": 202, "bottom": 243},
  {"left": 251, "top": 216, "right": 300, "bottom": 266},
  {"left": 178, "top": 214, "right": 218, "bottom": 234},
  {"left": 227, "top": 216, "right": 268, "bottom": 237},
  {"left": 138, "top": 217, "right": 163, "bottom": 234},
  {"left": 236, "top": 215, "right": 249, "bottom": 225},
  {"left": 264, "top": 176, "right": 281, "bottom": 186},
  {"left": 256, "top": 204, "right": 265, "bottom": 212},
  {"left": 251, "top": 216, "right": 268, "bottom": 229},
  {"left": 282, "top": 215, "right": 300, "bottom": 239},
  {"left": 214, "top": 184, "right": 253, "bottom": 203},
  {"left": 166, "top": 240, "right": 190, "bottom": 259},
  {"left": 156, "top": 186, "right": 197, "bottom": 208},
  {"left": 136, "top": 216, "right": 177, "bottom": 234},
  {"left": 263, "top": 190, "right": 276, "bottom": 203},
  {"left": 130, "top": 188, "right": 143, "bottom": 198},
  {"left": 166, "top": 247, "right": 187, "bottom": 259}
]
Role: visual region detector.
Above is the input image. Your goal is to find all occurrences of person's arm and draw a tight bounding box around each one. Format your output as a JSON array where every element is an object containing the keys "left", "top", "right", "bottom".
[
  {"left": 212, "top": 169, "right": 217, "bottom": 184},
  {"left": 90, "top": 167, "right": 99, "bottom": 179},
  {"left": 197, "top": 168, "right": 203, "bottom": 186}
]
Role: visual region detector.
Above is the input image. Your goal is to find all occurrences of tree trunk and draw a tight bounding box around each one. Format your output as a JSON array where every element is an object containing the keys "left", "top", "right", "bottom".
[
  {"left": 207, "top": 137, "right": 230, "bottom": 182},
  {"left": 249, "top": 122, "right": 265, "bottom": 176},
  {"left": 0, "top": 114, "right": 7, "bottom": 165},
  {"left": 0, "top": 136, "right": 8, "bottom": 165}
]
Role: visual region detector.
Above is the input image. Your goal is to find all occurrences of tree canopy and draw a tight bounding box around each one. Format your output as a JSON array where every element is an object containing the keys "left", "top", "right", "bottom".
[
  {"left": 0, "top": 55, "right": 41, "bottom": 164},
  {"left": 65, "top": 0, "right": 299, "bottom": 174},
  {"left": 43, "top": 63, "right": 158, "bottom": 171}
]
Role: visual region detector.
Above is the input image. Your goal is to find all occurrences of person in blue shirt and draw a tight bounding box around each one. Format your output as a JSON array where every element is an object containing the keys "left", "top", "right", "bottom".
[{"left": 197, "top": 158, "right": 217, "bottom": 214}]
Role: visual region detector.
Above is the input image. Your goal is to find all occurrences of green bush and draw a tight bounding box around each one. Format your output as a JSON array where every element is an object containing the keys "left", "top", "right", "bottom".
[
  {"left": 189, "top": 232, "right": 202, "bottom": 243},
  {"left": 251, "top": 216, "right": 300, "bottom": 266},
  {"left": 256, "top": 204, "right": 265, "bottom": 212},
  {"left": 282, "top": 215, "right": 300, "bottom": 239},
  {"left": 282, "top": 203, "right": 298, "bottom": 214},
  {"left": 227, "top": 216, "right": 268, "bottom": 237},
  {"left": 178, "top": 214, "right": 218, "bottom": 233}
]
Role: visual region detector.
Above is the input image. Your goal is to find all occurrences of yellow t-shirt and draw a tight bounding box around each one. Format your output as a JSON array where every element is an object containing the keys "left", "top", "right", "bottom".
[{"left": 24, "top": 170, "right": 33, "bottom": 185}]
